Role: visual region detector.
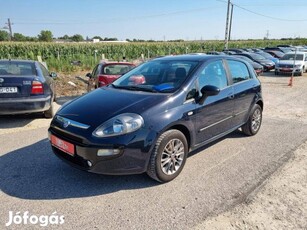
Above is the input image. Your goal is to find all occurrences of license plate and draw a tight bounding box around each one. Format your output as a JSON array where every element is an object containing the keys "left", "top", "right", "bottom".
[
  {"left": 51, "top": 135, "right": 75, "bottom": 156},
  {"left": 281, "top": 68, "right": 292, "bottom": 72},
  {"left": 0, "top": 87, "right": 18, "bottom": 93}
]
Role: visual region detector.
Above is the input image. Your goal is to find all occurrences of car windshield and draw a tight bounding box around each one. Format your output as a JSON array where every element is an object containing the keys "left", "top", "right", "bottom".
[
  {"left": 0, "top": 61, "right": 36, "bottom": 76},
  {"left": 257, "top": 52, "right": 273, "bottom": 59},
  {"left": 235, "top": 55, "right": 253, "bottom": 63},
  {"left": 102, "top": 64, "right": 134, "bottom": 75},
  {"left": 280, "top": 54, "right": 304, "bottom": 61},
  {"left": 249, "top": 53, "right": 266, "bottom": 61},
  {"left": 112, "top": 60, "right": 199, "bottom": 93}
]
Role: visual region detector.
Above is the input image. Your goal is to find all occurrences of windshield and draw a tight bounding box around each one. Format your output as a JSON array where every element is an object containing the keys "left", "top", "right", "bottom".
[
  {"left": 281, "top": 54, "right": 304, "bottom": 61},
  {"left": 235, "top": 55, "right": 252, "bottom": 63},
  {"left": 112, "top": 60, "right": 198, "bottom": 93},
  {"left": 257, "top": 52, "right": 273, "bottom": 59},
  {"left": 249, "top": 53, "right": 266, "bottom": 61}
]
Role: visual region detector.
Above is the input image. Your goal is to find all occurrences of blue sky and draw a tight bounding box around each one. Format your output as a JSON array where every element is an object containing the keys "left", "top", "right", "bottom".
[{"left": 0, "top": 0, "right": 307, "bottom": 40}]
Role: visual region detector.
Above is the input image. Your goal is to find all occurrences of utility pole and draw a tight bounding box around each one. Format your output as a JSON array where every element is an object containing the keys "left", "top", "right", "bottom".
[
  {"left": 224, "top": 0, "right": 231, "bottom": 50},
  {"left": 228, "top": 3, "right": 234, "bottom": 42},
  {"left": 5, "top": 18, "right": 13, "bottom": 41}
]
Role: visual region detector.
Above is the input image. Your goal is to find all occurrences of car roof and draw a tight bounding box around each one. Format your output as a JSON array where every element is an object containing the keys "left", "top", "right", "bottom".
[
  {"left": 0, "top": 59, "right": 37, "bottom": 64},
  {"left": 152, "top": 54, "right": 234, "bottom": 62}
]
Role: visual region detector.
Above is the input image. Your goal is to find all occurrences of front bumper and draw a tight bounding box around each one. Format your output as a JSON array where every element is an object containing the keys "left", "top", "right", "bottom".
[
  {"left": 48, "top": 126, "right": 156, "bottom": 175},
  {"left": 0, "top": 95, "right": 51, "bottom": 115},
  {"left": 275, "top": 67, "right": 302, "bottom": 75}
]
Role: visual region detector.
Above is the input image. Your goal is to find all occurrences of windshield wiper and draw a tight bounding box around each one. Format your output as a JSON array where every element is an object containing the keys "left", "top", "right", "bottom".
[{"left": 111, "top": 84, "right": 157, "bottom": 92}]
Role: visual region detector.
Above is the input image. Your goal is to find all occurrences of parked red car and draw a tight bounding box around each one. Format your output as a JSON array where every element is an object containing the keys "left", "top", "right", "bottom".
[{"left": 86, "top": 61, "right": 135, "bottom": 91}]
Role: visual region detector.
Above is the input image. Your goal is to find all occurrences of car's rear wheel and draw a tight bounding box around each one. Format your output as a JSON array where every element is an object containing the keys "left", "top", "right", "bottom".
[
  {"left": 241, "top": 104, "right": 262, "bottom": 136},
  {"left": 44, "top": 102, "right": 54, "bottom": 119},
  {"left": 147, "top": 129, "right": 188, "bottom": 183}
]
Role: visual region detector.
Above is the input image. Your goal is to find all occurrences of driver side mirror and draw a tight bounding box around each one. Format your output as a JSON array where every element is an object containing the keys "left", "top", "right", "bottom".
[
  {"left": 50, "top": 72, "right": 57, "bottom": 78},
  {"left": 86, "top": 73, "right": 92, "bottom": 78},
  {"left": 198, "top": 85, "right": 220, "bottom": 105}
]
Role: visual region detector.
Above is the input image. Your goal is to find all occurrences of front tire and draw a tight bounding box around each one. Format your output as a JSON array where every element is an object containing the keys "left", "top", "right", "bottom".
[
  {"left": 147, "top": 130, "right": 188, "bottom": 183},
  {"left": 241, "top": 104, "right": 262, "bottom": 136}
]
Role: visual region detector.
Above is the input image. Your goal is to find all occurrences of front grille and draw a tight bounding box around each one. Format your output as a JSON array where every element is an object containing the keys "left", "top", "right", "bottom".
[
  {"left": 50, "top": 126, "right": 84, "bottom": 144},
  {"left": 279, "top": 64, "right": 294, "bottom": 68}
]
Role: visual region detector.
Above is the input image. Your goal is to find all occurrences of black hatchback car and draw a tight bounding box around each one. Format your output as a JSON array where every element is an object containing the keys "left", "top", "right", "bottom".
[
  {"left": 0, "top": 59, "right": 57, "bottom": 118},
  {"left": 49, "top": 55, "right": 263, "bottom": 182}
]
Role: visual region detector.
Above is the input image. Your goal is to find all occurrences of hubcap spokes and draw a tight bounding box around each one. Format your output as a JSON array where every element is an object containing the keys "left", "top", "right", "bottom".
[
  {"left": 251, "top": 109, "right": 261, "bottom": 132},
  {"left": 161, "top": 139, "right": 184, "bottom": 175}
]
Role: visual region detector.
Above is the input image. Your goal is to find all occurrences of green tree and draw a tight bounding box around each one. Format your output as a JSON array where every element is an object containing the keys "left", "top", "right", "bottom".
[
  {"left": 13, "top": 33, "right": 27, "bottom": 41},
  {"left": 38, "top": 30, "right": 53, "bottom": 42},
  {"left": 0, "top": 31, "right": 10, "bottom": 41},
  {"left": 71, "top": 34, "right": 84, "bottom": 42}
]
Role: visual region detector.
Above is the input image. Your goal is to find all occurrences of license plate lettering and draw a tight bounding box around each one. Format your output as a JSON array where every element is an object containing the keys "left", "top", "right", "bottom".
[
  {"left": 0, "top": 87, "right": 18, "bottom": 93},
  {"left": 51, "top": 135, "right": 75, "bottom": 156}
]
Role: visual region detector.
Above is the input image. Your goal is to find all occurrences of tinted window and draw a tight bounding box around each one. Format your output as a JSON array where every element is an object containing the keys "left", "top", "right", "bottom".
[
  {"left": 198, "top": 60, "right": 228, "bottom": 90},
  {"left": 227, "top": 60, "right": 251, "bottom": 83},
  {"left": 0, "top": 61, "right": 36, "bottom": 76}
]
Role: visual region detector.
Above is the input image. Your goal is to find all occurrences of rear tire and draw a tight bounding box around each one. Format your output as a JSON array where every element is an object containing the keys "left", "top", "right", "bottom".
[
  {"left": 147, "top": 130, "right": 188, "bottom": 183},
  {"left": 44, "top": 102, "right": 54, "bottom": 119},
  {"left": 241, "top": 104, "right": 262, "bottom": 136}
]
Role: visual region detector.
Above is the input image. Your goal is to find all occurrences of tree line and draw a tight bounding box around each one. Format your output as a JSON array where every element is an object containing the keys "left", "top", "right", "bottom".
[
  {"left": 0, "top": 30, "right": 120, "bottom": 42},
  {"left": 0, "top": 30, "right": 186, "bottom": 43}
]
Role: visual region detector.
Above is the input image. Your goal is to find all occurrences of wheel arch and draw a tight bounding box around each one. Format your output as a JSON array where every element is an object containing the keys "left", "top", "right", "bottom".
[{"left": 165, "top": 124, "right": 191, "bottom": 151}]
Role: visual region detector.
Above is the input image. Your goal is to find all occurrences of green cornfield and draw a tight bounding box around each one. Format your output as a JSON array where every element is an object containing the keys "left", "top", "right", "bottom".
[{"left": 0, "top": 39, "right": 306, "bottom": 72}]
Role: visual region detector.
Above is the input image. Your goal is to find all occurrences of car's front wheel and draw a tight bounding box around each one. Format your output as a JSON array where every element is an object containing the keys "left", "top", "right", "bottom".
[
  {"left": 241, "top": 104, "right": 262, "bottom": 136},
  {"left": 147, "top": 129, "right": 188, "bottom": 183}
]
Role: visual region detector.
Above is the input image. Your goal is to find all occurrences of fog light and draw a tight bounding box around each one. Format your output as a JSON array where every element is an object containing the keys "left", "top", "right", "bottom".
[
  {"left": 97, "top": 149, "right": 121, "bottom": 157},
  {"left": 87, "top": 160, "right": 92, "bottom": 167}
]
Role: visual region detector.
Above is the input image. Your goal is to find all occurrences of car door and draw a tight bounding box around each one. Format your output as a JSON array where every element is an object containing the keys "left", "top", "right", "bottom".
[
  {"left": 225, "top": 59, "right": 258, "bottom": 127},
  {"left": 191, "top": 59, "right": 235, "bottom": 145}
]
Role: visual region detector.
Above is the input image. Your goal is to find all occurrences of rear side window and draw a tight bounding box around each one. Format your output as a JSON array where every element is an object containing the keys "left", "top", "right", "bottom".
[
  {"left": 0, "top": 62, "right": 36, "bottom": 76},
  {"left": 227, "top": 60, "right": 251, "bottom": 83}
]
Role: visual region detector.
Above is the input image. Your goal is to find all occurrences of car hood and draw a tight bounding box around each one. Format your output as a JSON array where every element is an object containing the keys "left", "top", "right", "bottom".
[
  {"left": 56, "top": 86, "right": 168, "bottom": 126},
  {"left": 278, "top": 60, "right": 304, "bottom": 65}
]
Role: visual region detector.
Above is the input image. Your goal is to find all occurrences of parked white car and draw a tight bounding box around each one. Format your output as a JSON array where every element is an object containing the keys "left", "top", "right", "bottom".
[{"left": 275, "top": 51, "right": 307, "bottom": 76}]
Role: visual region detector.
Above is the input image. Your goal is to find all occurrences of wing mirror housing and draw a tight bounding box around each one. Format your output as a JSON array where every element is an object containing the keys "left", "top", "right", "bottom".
[
  {"left": 198, "top": 85, "right": 220, "bottom": 105},
  {"left": 50, "top": 72, "right": 57, "bottom": 78}
]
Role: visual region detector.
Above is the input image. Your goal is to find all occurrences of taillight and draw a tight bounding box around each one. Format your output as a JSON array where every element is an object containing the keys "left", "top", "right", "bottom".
[
  {"left": 31, "top": 81, "right": 44, "bottom": 94},
  {"left": 98, "top": 75, "right": 107, "bottom": 87}
]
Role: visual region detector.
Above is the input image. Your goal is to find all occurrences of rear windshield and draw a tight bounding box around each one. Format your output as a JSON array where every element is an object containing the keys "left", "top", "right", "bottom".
[
  {"left": 0, "top": 62, "right": 36, "bottom": 76},
  {"left": 102, "top": 64, "right": 134, "bottom": 75}
]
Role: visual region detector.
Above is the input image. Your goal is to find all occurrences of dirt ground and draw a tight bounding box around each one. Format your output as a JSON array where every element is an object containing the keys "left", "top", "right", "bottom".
[{"left": 195, "top": 73, "right": 307, "bottom": 230}]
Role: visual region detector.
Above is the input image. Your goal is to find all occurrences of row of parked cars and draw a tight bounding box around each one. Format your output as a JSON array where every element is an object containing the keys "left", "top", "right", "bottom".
[{"left": 206, "top": 45, "right": 307, "bottom": 76}]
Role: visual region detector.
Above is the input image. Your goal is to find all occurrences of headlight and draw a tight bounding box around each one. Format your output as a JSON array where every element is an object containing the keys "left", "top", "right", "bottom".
[
  {"left": 93, "top": 113, "right": 144, "bottom": 137},
  {"left": 295, "top": 64, "right": 301, "bottom": 68}
]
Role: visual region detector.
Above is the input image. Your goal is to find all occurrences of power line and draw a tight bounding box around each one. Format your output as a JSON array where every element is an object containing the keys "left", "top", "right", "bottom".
[{"left": 216, "top": 0, "right": 307, "bottom": 22}]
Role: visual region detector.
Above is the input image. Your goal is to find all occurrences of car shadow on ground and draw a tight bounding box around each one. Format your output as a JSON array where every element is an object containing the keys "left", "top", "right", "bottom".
[
  {"left": 0, "top": 113, "right": 45, "bottom": 129},
  {"left": 188, "top": 129, "right": 246, "bottom": 158},
  {"left": 0, "top": 138, "right": 158, "bottom": 200}
]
